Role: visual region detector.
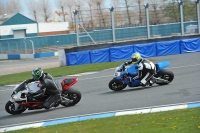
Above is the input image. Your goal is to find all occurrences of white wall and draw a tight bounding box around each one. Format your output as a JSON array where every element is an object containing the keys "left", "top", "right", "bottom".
[
  {"left": 0, "top": 24, "right": 38, "bottom": 36},
  {"left": 38, "top": 22, "right": 69, "bottom": 32},
  {"left": 0, "top": 22, "right": 69, "bottom": 36}
]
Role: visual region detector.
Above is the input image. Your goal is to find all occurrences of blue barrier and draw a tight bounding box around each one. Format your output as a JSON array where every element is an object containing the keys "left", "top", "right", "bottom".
[
  {"left": 66, "top": 51, "right": 91, "bottom": 66},
  {"left": 65, "top": 38, "right": 200, "bottom": 66},
  {"left": 133, "top": 42, "right": 157, "bottom": 57},
  {"left": 90, "top": 48, "right": 110, "bottom": 63},
  {"left": 110, "top": 45, "right": 134, "bottom": 62},
  {"left": 180, "top": 38, "right": 200, "bottom": 53},
  {"left": 157, "top": 40, "right": 181, "bottom": 56}
]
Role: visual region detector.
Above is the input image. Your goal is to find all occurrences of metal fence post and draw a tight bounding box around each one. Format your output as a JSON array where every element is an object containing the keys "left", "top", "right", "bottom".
[
  {"left": 110, "top": 7, "right": 116, "bottom": 43},
  {"left": 196, "top": 0, "right": 200, "bottom": 34},
  {"left": 23, "top": 40, "right": 27, "bottom": 54},
  {"left": 144, "top": 3, "right": 150, "bottom": 39},
  {"left": 178, "top": 1, "right": 184, "bottom": 36},
  {"left": 30, "top": 40, "right": 35, "bottom": 54},
  {"left": 0, "top": 43, "right": 2, "bottom": 54},
  {"left": 6, "top": 41, "right": 10, "bottom": 54},
  {"left": 74, "top": 10, "right": 80, "bottom": 46},
  {"left": 15, "top": 41, "right": 18, "bottom": 52}
]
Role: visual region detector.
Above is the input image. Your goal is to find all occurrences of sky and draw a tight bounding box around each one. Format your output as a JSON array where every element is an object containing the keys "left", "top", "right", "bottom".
[{"left": 0, "top": 0, "right": 112, "bottom": 20}]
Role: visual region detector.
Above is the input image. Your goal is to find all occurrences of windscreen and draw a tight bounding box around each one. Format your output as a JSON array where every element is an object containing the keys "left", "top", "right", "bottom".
[{"left": 13, "top": 81, "right": 26, "bottom": 93}]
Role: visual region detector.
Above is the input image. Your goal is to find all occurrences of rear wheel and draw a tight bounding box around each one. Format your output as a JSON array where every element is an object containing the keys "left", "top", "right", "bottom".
[
  {"left": 109, "top": 79, "right": 127, "bottom": 91},
  {"left": 61, "top": 88, "right": 81, "bottom": 107},
  {"left": 5, "top": 101, "right": 27, "bottom": 115},
  {"left": 155, "top": 69, "right": 174, "bottom": 85}
]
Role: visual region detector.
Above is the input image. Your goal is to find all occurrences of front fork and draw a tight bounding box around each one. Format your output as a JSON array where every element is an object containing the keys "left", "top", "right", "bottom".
[{"left": 9, "top": 98, "right": 20, "bottom": 111}]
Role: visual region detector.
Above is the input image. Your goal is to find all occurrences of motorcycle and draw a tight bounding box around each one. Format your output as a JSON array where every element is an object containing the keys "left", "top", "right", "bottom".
[
  {"left": 108, "top": 61, "right": 174, "bottom": 91},
  {"left": 5, "top": 77, "right": 81, "bottom": 115}
]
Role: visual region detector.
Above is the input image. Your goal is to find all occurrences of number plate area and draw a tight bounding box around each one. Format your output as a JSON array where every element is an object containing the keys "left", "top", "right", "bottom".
[{"left": 114, "top": 72, "right": 121, "bottom": 77}]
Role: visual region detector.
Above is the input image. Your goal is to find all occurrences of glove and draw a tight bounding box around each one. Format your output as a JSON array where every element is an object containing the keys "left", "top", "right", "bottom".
[
  {"left": 35, "top": 89, "right": 44, "bottom": 94},
  {"left": 135, "top": 66, "right": 141, "bottom": 69}
]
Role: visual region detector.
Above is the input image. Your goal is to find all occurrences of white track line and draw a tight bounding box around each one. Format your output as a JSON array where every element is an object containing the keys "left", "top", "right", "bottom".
[{"left": 1, "top": 64, "right": 200, "bottom": 89}]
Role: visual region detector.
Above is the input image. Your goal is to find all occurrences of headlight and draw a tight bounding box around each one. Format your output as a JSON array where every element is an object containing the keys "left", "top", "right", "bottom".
[{"left": 12, "top": 95, "right": 18, "bottom": 99}]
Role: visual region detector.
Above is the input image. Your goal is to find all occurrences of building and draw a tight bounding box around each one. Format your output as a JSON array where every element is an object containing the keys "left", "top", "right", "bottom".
[
  {"left": 0, "top": 13, "right": 70, "bottom": 39},
  {"left": 0, "top": 13, "right": 38, "bottom": 39}
]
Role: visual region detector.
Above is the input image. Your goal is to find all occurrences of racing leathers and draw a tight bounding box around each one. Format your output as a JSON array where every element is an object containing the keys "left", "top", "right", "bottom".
[
  {"left": 25, "top": 73, "right": 61, "bottom": 108},
  {"left": 124, "top": 58, "right": 156, "bottom": 86}
]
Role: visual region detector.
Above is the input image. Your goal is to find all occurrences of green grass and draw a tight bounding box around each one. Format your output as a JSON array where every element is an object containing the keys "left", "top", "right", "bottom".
[
  {"left": 5, "top": 107, "right": 200, "bottom": 133},
  {"left": 0, "top": 61, "right": 125, "bottom": 86}
]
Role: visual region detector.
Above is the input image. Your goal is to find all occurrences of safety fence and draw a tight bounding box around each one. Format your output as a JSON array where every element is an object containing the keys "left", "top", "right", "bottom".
[
  {"left": 0, "top": 1, "right": 200, "bottom": 54},
  {"left": 63, "top": 38, "right": 200, "bottom": 66}
]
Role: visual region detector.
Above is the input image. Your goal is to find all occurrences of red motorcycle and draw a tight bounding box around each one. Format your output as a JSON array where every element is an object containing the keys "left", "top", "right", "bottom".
[{"left": 5, "top": 78, "right": 81, "bottom": 115}]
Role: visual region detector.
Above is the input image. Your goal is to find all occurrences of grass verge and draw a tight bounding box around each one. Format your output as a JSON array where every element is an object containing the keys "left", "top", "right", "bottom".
[
  {"left": 0, "top": 61, "right": 125, "bottom": 86},
  {"left": 5, "top": 107, "right": 200, "bottom": 133}
]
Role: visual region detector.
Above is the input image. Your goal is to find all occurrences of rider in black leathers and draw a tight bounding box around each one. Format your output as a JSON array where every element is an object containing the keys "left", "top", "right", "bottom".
[
  {"left": 25, "top": 68, "right": 61, "bottom": 109},
  {"left": 124, "top": 52, "right": 156, "bottom": 86}
]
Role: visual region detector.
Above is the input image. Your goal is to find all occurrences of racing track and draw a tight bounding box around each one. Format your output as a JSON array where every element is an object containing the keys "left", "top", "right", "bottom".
[{"left": 0, "top": 52, "right": 200, "bottom": 127}]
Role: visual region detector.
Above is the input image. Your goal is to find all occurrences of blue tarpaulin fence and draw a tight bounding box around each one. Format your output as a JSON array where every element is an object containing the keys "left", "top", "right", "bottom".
[{"left": 66, "top": 38, "right": 200, "bottom": 66}]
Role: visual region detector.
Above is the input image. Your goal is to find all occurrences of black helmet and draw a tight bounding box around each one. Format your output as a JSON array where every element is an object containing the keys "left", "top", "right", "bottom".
[{"left": 32, "top": 68, "right": 43, "bottom": 80}]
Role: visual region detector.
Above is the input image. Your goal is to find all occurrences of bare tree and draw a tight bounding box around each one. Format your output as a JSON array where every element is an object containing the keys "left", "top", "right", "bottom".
[
  {"left": 135, "top": 0, "right": 145, "bottom": 24},
  {"left": 89, "top": 0, "right": 106, "bottom": 27},
  {"left": 75, "top": 0, "right": 87, "bottom": 27},
  {"left": 119, "top": 0, "right": 135, "bottom": 26},
  {"left": 40, "top": 0, "right": 52, "bottom": 22},
  {"left": 56, "top": 0, "right": 68, "bottom": 22},
  {"left": 5, "top": 0, "right": 21, "bottom": 14},
  {"left": 0, "top": 2, "right": 5, "bottom": 15},
  {"left": 86, "top": 0, "right": 98, "bottom": 28},
  {"left": 110, "top": 0, "right": 124, "bottom": 26},
  {"left": 64, "top": 0, "right": 77, "bottom": 29},
  {"left": 25, "top": 0, "right": 40, "bottom": 22},
  {"left": 149, "top": 0, "right": 162, "bottom": 25}
]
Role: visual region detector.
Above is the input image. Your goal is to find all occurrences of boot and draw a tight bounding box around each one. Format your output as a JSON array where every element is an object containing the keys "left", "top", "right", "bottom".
[{"left": 149, "top": 77, "right": 156, "bottom": 86}]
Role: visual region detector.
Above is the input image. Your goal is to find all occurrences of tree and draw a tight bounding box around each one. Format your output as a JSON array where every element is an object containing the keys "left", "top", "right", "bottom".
[
  {"left": 76, "top": 0, "right": 87, "bottom": 27},
  {"left": 163, "top": 0, "right": 196, "bottom": 22},
  {"left": 135, "top": 0, "right": 145, "bottom": 24},
  {"left": 56, "top": 0, "right": 68, "bottom": 22},
  {"left": 65, "top": 0, "right": 77, "bottom": 28},
  {"left": 40, "top": 0, "right": 52, "bottom": 22},
  {"left": 86, "top": 0, "right": 106, "bottom": 27},
  {"left": 124, "top": 0, "right": 134, "bottom": 26},
  {"left": 86, "top": 0, "right": 95, "bottom": 27},
  {"left": 25, "top": 0, "right": 40, "bottom": 22},
  {"left": 110, "top": 0, "right": 124, "bottom": 27},
  {"left": 149, "top": 0, "right": 163, "bottom": 25},
  {"left": 4, "top": 0, "right": 21, "bottom": 14},
  {"left": 0, "top": 1, "right": 5, "bottom": 15}
]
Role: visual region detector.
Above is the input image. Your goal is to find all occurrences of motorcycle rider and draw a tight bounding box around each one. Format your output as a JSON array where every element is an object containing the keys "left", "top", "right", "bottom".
[
  {"left": 25, "top": 68, "right": 61, "bottom": 109},
  {"left": 124, "top": 52, "right": 156, "bottom": 86}
]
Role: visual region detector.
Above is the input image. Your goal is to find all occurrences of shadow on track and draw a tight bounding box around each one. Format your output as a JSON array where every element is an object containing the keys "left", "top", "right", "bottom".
[
  {"left": 0, "top": 105, "right": 76, "bottom": 120},
  {"left": 100, "top": 85, "right": 161, "bottom": 95}
]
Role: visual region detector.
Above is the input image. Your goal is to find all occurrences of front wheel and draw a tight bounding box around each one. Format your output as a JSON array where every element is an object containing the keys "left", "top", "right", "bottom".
[
  {"left": 5, "top": 101, "right": 27, "bottom": 115},
  {"left": 155, "top": 69, "right": 174, "bottom": 85},
  {"left": 61, "top": 88, "right": 81, "bottom": 107},
  {"left": 109, "top": 79, "right": 127, "bottom": 91}
]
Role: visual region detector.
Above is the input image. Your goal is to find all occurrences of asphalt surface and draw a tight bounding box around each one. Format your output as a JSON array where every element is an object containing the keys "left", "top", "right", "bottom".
[
  {"left": 0, "top": 52, "right": 200, "bottom": 127},
  {"left": 0, "top": 57, "right": 59, "bottom": 76}
]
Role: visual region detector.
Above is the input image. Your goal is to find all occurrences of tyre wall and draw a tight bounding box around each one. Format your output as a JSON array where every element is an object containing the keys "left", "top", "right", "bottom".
[{"left": 63, "top": 38, "right": 200, "bottom": 66}]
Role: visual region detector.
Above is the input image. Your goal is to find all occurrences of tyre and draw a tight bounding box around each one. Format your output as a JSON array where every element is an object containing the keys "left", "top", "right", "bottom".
[
  {"left": 108, "top": 79, "right": 127, "bottom": 91},
  {"left": 5, "top": 101, "right": 27, "bottom": 115},
  {"left": 155, "top": 69, "right": 174, "bottom": 85},
  {"left": 61, "top": 88, "right": 81, "bottom": 107}
]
